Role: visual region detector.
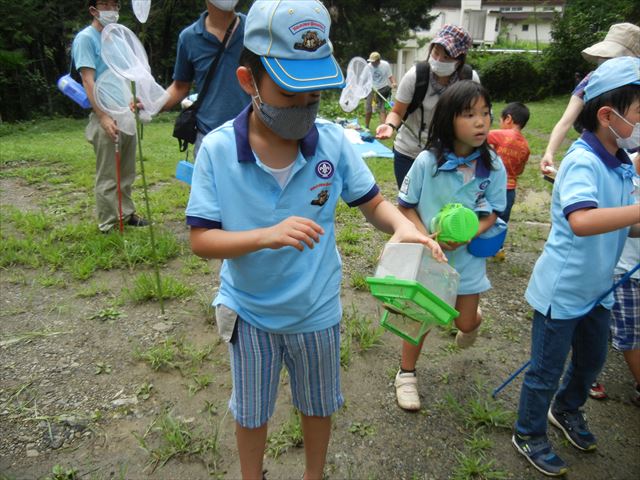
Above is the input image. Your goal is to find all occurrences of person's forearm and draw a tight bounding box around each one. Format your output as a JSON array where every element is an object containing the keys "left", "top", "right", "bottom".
[
  {"left": 543, "top": 95, "right": 584, "bottom": 160},
  {"left": 398, "top": 205, "right": 428, "bottom": 235},
  {"left": 477, "top": 212, "right": 498, "bottom": 236},
  {"left": 568, "top": 205, "right": 640, "bottom": 237},
  {"left": 190, "top": 227, "right": 266, "bottom": 259},
  {"left": 162, "top": 81, "right": 191, "bottom": 111}
]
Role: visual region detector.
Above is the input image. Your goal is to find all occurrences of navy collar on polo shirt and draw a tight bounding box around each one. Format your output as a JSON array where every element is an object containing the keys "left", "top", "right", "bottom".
[
  {"left": 437, "top": 149, "right": 490, "bottom": 179},
  {"left": 581, "top": 130, "right": 632, "bottom": 169},
  {"left": 232, "top": 103, "right": 319, "bottom": 163}
]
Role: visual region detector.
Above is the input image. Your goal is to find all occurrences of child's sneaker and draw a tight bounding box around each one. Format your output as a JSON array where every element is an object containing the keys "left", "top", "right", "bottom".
[
  {"left": 455, "top": 326, "right": 479, "bottom": 349},
  {"left": 547, "top": 408, "right": 597, "bottom": 451},
  {"left": 588, "top": 381, "right": 607, "bottom": 400},
  {"left": 512, "top": 432, "right": 568, "bottom": 477},
  {"left": 394, "top": 370, "right": 420, "bottom": 411}
]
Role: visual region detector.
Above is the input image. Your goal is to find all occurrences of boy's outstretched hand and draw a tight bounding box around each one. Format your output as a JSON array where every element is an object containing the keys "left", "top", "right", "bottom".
[
  {"left": 389, "top": 224, "right": 447, "bottom": 263},
  {"left": 263, "top": 216, "right": 324, "bottom": 251}
]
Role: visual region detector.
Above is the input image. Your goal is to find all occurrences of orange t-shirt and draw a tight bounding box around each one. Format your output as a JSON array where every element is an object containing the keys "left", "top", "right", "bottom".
[{"left": 488, "top": 129, "right": 530, "bottom": 190}]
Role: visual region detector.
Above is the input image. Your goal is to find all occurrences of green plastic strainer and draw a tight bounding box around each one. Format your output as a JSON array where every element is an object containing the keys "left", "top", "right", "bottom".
[{"left": 430, "top": 203, "right": 479, "bottom": 243}]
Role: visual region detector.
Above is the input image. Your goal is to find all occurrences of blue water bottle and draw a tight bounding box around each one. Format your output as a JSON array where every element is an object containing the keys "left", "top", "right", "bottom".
[{"left": 57, "top": 74, "right": 91, "bottom": 109}]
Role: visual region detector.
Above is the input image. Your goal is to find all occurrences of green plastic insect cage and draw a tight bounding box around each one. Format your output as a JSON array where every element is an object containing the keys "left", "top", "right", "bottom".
[
  {"left": 366, "top": 243, "right": 460, "bottom": 346},
  {"left": 430, "top": 203, "right": 479, "bottom": 243}
]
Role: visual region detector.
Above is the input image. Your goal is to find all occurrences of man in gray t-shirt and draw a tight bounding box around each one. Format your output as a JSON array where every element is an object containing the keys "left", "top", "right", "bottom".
[{"left": 365, "top": 51, "right": 396, "bottom": 130}]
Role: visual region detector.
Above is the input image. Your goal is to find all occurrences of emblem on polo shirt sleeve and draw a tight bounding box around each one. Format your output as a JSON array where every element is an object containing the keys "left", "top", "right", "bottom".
[{"left": 316, "top": 160, "right": 334, "bottom": 179}]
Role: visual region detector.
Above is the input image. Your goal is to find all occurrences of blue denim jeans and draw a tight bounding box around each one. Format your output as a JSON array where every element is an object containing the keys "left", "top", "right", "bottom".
[
  {"left": 498, "top": 189, "right": 516, "bottom": 223},
  {"left": 515, "top": 306, "right": 610, "bottom": 436},
  {"left": 393, "top": 148, "right": 416, "bottom": 190}
]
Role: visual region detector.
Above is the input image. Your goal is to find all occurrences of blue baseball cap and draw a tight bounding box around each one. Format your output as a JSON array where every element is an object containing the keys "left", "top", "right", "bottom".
[
  {"left": 244, "top": 0, "right": 345, "bottom": 92},
  {"left": 584, "top": 56, "right": 640, "bottom": 102}
]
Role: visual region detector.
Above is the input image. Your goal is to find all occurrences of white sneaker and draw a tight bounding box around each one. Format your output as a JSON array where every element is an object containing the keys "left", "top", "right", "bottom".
[
  {"left": 455, "top": 326, "right": 479, "bottom": 349},
  {"left": 394, "top": 370, "right": 420, "bottom": 411}
]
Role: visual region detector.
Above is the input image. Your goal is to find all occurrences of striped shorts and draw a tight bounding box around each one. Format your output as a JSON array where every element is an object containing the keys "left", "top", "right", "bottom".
[
  {"left": 228, "top": 317, "right": 344, "bottom": 429},
  {"left": 610, "top": 276, "right": 640, "bottom": 351}
]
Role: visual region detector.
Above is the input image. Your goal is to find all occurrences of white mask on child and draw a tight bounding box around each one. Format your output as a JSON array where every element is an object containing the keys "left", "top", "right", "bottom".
[
  {"left": 97, "top": 10, "right": 119, "bottom": 26},
  {"left": 610, "top": 109, "right": 640, "bottom": 150},
  {"left": 208, "top": 0, "right": 239, "bottom": 11}
]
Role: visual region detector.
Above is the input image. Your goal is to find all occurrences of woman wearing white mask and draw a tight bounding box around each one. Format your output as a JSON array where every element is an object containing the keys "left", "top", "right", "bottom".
[{"left": 376, "top": 24, "right": 479, "bottom": 189}]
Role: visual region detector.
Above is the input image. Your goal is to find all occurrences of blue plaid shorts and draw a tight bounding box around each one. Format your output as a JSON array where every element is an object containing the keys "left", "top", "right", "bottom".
[
  {"left": 228, "top": 317, "right": 344, "bottom": 428},
  {"left": 610, "top": 276, "right": 640, "bottom": 351}
]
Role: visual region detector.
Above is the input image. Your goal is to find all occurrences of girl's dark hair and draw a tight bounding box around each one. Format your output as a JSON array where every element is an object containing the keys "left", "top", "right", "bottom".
[
  {"left": 427, "top": 44, "right": 467, "bottom": 76},
  {"left": 426, "top": 80, "right": 494, "bottom": 172},
  {"left": 239, "top": 47, "right": 266, "bottom": 83},
  {"left": 579, "top": 84, "right": 640, "bottom": 132}
]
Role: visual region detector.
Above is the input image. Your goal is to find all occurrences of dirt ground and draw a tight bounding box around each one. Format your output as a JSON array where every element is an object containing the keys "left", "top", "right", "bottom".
[{"left": 1, "top": 176, "right": 639, "bottom": 480}]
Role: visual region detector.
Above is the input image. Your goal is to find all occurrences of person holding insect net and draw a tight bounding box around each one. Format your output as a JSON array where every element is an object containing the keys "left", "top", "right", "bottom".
[
  {"left": 72, "top": 0, "right": 147, "bottom": 233},
  {"left": 512, "top": 56, "right": 640, "bottom": 478},
  {"left": 364, "top": 51, "right": 396, "bottom": 130},
  {"left": 376, "top": 24, "right": 479, "bottom": 189},
  {"left": 185, "top": 2, "right": 445, "bottom": 478}
]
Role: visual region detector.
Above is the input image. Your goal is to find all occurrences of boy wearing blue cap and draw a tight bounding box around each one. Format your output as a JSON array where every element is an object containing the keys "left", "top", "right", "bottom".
[
  {"left": 512, "top": 56, "right": 640, "bottom": 477},
  {"left": 185, "top": 1, "right": 445, "bottom": 478}
]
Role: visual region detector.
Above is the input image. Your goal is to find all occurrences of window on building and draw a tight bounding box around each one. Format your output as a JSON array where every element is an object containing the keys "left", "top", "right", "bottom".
[
  {"left": 512, "top": 7, "right": 523, "bottom": 11},
  {"left": 522, "top": 24, "right": 529, "bottom": 31},
  {"left": 499, "top": 7, "right": 510, "bottom": 11},
  {"left": 543, "top": 7, "right": 555, "bottom": 11}
]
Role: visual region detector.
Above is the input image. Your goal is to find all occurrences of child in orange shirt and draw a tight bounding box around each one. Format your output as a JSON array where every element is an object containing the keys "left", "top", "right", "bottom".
[{"left": 488, "top": 102, "right": 531, "bottom": 223}]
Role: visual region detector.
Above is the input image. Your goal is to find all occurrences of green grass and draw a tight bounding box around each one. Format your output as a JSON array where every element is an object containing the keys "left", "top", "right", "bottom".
[{"left": 265, "top": 409, "right": 304, "bottom": 459}]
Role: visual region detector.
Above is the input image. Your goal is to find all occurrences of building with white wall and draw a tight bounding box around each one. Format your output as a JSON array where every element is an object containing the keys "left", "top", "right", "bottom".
[{"left": 395, "top": 0, "right": 564, "bottom": 79}]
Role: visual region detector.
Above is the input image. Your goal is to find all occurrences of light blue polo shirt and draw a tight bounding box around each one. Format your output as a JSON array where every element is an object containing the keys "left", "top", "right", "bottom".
[
  {"left": 72, "top": 25, "right": 108, "bottom": 80},
  {"left": 526, "top": 132, "right": 637, "bottom": 319},
  {"left": 186, "top": 104, "right": 379, "bottom": 334},
  {"left": 173, "top": 12, "right": 250, "bottom": 134},
  {"left": 398, "top": 149, "right": 507, "bottom": 294}
]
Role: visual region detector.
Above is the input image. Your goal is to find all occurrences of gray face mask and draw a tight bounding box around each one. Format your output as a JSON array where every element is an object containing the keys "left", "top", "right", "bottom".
[{"left": 252, "top": 78, "right": 319, "bottom": 140}]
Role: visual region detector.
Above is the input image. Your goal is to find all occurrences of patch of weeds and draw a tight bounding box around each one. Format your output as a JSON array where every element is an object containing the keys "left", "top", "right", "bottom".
[
  {"left": 134, "top": 409, "right": 214, "bottom": 473},
  {"left": 127, "top": 273, "right": 195, "bottom": 302},
  {"left": 94, "top": 362, "right": 112, "bottom": 375},
  {"left": 466, "top": 396, "right": 515, "bottom": 430},
  {"left": 439, "top": 372, "right": 450, "bottom": 385},
  {"left": 465, "top": 429, "right": 493, "bottom": 455},
  {"left": 344, "top": 304, "right": 384, "bottom": 352},
  {"left": 451, "top": 451, "right": 508, "bottom": 480},
  {"left": 181, "top": 255, "right": 212, "bottom": 275},
  {"left": 134, "top": 338, "right": 179, "bottom": 371},
  {"left": 348, "top": 421, "right": 376, "bottom": 438},
  {"left": 349, "top": 272, "right": 369, "bottom": 291},
  {"left": 266, "top": 409, "right": 303, "bottom": 459},
  {"left": 439, "top": 342, "right": 460, "bottom": 354},
  {"left": 45, "top": 464, "right": 78, "bottom": 480},
  {"left": 134, "top": 337, "right": 212, "bottom": 373},
  {"left": 68, "top": 256, "right": 97, "bottom": 280},
  {"left": 89, "top": 307, "right": 125, "bottom": 322},
  {"left": 0, "top": 330, "right": 70, "bottom": 348},
  {"left": 438, "top": 322, "right": 458, "bottom": 338},
  {"left": 76, "top": 281, "right": 111, "bottom": 298},
  {"left": 37, "top": 272, "right": 66, "bottom": 288},
  {"left": 136, "top": 382, "right": 154, "bottom": 400},
  {"left": 188, "top": 373, "right": 213, "bottom": 396},
  {"left": 340, "top": 319, "right": 353, "bottom": 368},
  {"left": 202, "top": 400, "right": 219, "bottom": 417}
]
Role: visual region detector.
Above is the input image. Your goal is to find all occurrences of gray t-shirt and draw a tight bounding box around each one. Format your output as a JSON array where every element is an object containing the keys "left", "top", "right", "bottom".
[
  {"left": 394, "top": 65, "right": 480, "bottom": 159},
  {"left": 369, "top": 60, "right": 393, "bottom": 90}
]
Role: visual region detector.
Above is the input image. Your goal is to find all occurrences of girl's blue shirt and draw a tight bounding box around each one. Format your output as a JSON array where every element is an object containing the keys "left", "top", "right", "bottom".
[{"left": 398, "top": 149, "right": 507, "bottom": 294}]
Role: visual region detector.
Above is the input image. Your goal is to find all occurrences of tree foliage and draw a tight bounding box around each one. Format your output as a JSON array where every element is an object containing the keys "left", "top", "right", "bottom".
[
  {"left": 0, "top": 0, "right": 436, "bottom": 122},
  {"left": 543, "top": 0, "right": 640, "bottom": 94}
]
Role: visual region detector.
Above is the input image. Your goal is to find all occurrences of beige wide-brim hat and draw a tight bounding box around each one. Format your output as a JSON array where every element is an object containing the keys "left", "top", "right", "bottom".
[{"left": 581, "top": 22, "right": 640, "bottom": 63}]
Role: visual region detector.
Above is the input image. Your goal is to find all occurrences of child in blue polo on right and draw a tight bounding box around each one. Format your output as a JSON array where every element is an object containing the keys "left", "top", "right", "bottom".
[{"left": 512, "top": 56, "right": 640, "bottom": 477}]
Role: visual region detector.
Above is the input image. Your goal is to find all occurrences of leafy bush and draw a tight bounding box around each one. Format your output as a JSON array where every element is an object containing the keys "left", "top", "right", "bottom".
[{"left": 477, "top": 54, "right": 546, "bottom": 102}]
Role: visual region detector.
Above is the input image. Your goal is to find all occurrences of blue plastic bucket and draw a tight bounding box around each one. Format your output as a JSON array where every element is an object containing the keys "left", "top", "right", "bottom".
[{"left": 468, "top": 218, "right": 508, "bottom": 257}]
